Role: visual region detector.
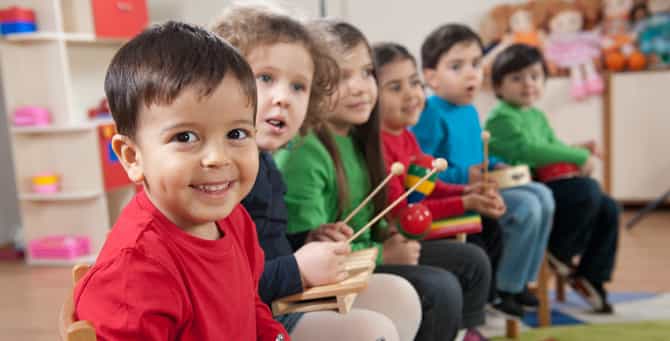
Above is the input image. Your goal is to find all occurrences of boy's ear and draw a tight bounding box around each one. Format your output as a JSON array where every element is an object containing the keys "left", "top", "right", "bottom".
[
  {"left": 111, "top": 134, "right": 144, "bottom": 183},
  {"left": 423, "top": 68, "right": 438, "bottom": 91}
]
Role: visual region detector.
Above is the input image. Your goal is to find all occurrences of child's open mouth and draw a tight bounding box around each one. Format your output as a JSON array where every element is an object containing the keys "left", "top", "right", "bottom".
[{"left": 265, "top": 119, "right": 286, "bottom": 132}]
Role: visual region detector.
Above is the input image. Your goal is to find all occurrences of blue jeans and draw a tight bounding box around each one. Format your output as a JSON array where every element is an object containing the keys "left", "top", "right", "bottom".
[{"left": 498, "top": 182, "right": 555, "bottom": 293}]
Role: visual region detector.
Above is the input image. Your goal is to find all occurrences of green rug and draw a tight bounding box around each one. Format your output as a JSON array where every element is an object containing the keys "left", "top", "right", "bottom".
[{"left": 492, "top": 321, "right": 670, "bottom": 341}]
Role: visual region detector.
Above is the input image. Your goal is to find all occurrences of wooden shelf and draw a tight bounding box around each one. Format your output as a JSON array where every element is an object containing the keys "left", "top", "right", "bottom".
[
  {"left": 19, "top": 191, "right": 103, "bottom": 202},
  {"left": 11, "top": 119, "right": 113, "bottom": 135},
  {"left": 3, "top": 32, "right": 126, "bottom": 45},
  {"left": 26, "top": 253, "right": 97, "bottom": 266}
]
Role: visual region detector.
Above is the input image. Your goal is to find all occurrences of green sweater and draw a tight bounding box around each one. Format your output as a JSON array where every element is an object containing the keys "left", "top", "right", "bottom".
[
  {"left": 275, "top": 132, "right": 384, "bottom": 264},
  {"left": 485, "top": 101, "right": 590, "bottom": 168}
]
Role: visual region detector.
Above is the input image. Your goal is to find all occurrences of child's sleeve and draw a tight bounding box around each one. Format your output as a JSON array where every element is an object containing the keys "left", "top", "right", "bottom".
[
  {"left": 486, "top": 110, "right": 590, "bottom": 167},
  {"left": 437, "top": 159, "right": 469, "bottom": 184},
  {"left": 252, "top": 253, "right": 291, "bottom": 341},
  {"left": 433, "top": 181, "right": 466, "bottom": 197},
  {"left": 413, "top": 119, "right": 470, "bottom": 184},
  {"left": 423, "top": 197, "right": 466, "bottom": 220},
  {"left": 74, "top": 251, "right": 184, "bottom": 341},
  {"left": 259, "top": 255, "right": 303, "bottom": 306},
  {"left": 243, "top": 214, "right": 291, "bottom": 341},
  {"left": 276, "top": 141, "right": 333, "bottom": 235}
]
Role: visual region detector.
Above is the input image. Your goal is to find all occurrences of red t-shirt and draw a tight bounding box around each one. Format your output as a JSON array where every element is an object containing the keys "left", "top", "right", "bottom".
[
  {"left": 74, "top": 190, "right": 288, "bottom": 341},
  {"left": 382, "top": 129, "right": 466, "bottom": 220}
]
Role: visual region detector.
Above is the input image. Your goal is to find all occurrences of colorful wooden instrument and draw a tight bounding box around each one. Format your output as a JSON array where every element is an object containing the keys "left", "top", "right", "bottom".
[{"left": 424, "top": 213, "right": 483, "bottom": 241}]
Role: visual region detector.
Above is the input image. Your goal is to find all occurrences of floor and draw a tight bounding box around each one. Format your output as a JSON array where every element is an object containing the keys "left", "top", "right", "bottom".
[{"left": 1, "top": 210, "right": 669, "bottom": 341}]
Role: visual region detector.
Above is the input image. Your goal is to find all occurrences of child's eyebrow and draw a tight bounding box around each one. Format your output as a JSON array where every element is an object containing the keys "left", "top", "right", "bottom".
[
  {"left": 161, "top": 122, "right": 196, "bottom": 134},
  {"left": 382, "top": 80, "right": 401, "bottom": 89},
  {"left": 229, "top": 118, "right": 254, "bottom": 126}
]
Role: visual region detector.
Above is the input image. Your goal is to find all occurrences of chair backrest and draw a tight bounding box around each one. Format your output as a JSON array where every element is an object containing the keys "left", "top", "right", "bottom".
[{"left": 59, "top": 264, "right": 97, "bottom": 341}]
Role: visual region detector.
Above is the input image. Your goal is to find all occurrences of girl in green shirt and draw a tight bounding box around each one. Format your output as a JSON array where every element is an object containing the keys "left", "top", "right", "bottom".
[{"left": 277, "top": 19, "right": 492, "bottom": 341}]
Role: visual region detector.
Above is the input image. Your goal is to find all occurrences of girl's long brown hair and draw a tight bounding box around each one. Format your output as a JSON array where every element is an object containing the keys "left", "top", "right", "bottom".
[{"left": 308, "top": 19, "right": 387, "bottom": 220}]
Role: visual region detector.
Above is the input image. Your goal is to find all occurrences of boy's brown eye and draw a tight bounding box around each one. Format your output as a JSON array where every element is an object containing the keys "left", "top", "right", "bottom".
[{"left": 172, "top": 131, "right": 198, "bottom": 143}]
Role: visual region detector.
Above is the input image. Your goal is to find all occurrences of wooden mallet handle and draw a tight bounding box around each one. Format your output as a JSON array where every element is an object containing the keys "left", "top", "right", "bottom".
[
  {"left": 342, "top": 162, "right": 404, "bottom": 225},
  {"left": 482, "top": 131, "right": 491, "bottom": 182},
  {"left": 347, "top": 159, "right": 448, "bottom": 244}
]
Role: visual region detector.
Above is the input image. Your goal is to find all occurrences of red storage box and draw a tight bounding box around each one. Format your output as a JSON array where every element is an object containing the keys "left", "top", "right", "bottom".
[
  {"left": 91, "top": 0, "right": 148, "bottom": 38},
  {"left": 0, "top": 6, "right": 36, "bottom": 23}
]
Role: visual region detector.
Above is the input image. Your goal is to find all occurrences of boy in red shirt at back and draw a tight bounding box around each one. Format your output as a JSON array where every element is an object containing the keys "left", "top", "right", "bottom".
[{"left": 73, "top": 21, "right": 288, "bottom": 341}]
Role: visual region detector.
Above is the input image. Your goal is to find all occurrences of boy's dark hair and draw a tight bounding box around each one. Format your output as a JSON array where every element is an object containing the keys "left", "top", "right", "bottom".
[
  {"left": 491, "top": 43, "right": 548, "bottom": 89},
  {"left": 211, "top": 5, "right": 339, "bottom": 135},
  {"left": 372, "top": 42, "right": 417, "bottom": 70},
  {"left": 421, "top": 23, "right": 483, "bottom": 69},
  {"left": 105, "top": 21, "right": 257, "bottom": 138}
]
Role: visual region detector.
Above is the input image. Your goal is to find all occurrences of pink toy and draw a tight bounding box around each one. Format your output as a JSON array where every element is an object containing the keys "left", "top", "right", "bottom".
[
  {"left": 544, "top": 2, "right": 604, "bottom": 100},
  {"left": 31, "top": 172, "right": 60, "bottom": 193},
  {"left": 13, "top": 106, "right": 51, "bottom": 126},
  {"left": 28, "top": 235, "right": 91, "bottom": 260}
]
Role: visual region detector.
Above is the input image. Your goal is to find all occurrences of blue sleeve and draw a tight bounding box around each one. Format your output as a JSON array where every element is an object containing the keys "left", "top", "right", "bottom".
[
  {"left": 412, "top": 105, "right": 444, "bottom": 157},
  {"left": 259, "top": 255, "right": 303, "bottom": 305},
  {"left": 414, "top": 107, "right": 469, "bottom": 184},
  {"left": 438, "top": 159, "right": 469, "bottom": 184}
]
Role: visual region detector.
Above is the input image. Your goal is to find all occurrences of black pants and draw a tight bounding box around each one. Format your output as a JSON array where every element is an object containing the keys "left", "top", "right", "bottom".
[
  {"left": 467, "top": 217, "right": 504, "bottom": 302},
  {"left": 546, "top": 177, "right": 620, "bottom": 283},
  {"left": 376, "top": 241, "right": 489, "bottom": 341}
]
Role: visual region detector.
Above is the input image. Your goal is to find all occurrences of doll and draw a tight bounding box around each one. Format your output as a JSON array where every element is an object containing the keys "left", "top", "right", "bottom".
[
  {"left": 543, "top": 0, "right": 604, "bottom": 100},
  {"left": 601, "top": 0, "right": 647, "bottom": 71},
  {"left": 636, "top": 0, "right": 670, "bottom": 66}
]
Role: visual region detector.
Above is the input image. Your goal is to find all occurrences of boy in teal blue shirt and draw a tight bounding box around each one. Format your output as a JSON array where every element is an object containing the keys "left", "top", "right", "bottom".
[{"left": 413, "top": 24, "right": 554, "bottom": 316}]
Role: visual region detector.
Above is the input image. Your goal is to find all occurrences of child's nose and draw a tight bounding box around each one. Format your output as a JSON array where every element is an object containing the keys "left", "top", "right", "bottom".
[
  {"left": 273, "top": 84, "right": 291, "bottom": 108},
  {"left": 201, "top": 144, "right": 231, "bottom": 168}
]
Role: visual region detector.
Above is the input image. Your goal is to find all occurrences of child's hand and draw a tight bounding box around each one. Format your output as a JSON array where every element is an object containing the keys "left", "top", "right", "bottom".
[
  {"left": 306, "top": 222, "right": 354, "bottom": 242},
  {"left": 580, "top": 156, "right": 597, "bottom": 177},
  {"left": 294, "top": 241, "right": 351, "bottom": 288},
  {"left": 468, "top": 164, "right": 484, "bottom": 184},
  {"left": 465, "top": 179, "right": 499, "bottom": 194},
  {"left": 581, "top": 140, "right": 602, "bottom": 158},
  {"left": 382, "top": 233, "right": 421, "bottom": 265},
  {"left": 462, "top": 192, "right": 506, "bottom": 218}
]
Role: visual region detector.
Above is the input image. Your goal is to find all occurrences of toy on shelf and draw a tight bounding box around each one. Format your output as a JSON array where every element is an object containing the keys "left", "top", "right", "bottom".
[
  {"left": 601, "top": 0, "right": 647, "bottom": 71},
  {"left": 31, "top": 172, "right": 60, "bottom": 193},
  {"left": 88, "top": 98, "right": 110, "bottom": 120},
  {"left": 0, "top": 6, "right": 36, "bottom": 35},
  {"left": 12, "top": 106, "right": 51, "bottom": 126},
  {"left": 28, "top": 235, "right": 91, "bottom": 260},
  {"left": 543, "top": 0, "right": 604, "bottom": 100},
  {"left": 91, "top": 0, "right": 148, "bottom": 38},
  {"left": 636, "top": 0, "right": 670, "bottom": 67},
  {"left": 508, "top": 2, "right": 549, "bottom": 48}
]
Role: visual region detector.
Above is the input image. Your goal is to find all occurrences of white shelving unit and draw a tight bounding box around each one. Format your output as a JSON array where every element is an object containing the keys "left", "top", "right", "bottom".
[{"left": 0, "top": 0, "right": 135, "bottom": 265}]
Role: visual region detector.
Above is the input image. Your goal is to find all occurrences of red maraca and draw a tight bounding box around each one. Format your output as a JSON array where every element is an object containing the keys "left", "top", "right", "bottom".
[{"left": 399, "top": 203, "right": 432, "bottom": 240}]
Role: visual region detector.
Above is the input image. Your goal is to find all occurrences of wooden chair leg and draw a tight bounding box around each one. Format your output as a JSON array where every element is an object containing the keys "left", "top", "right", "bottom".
[
  {"left": 506, "top": 319, "right": 520, "bottom": 339},
  {"left": 537, "top": 257, "right": 551, "bottom": 327},
  {"left": 556, "top": 275, "right": 566, "bottom": 302}
]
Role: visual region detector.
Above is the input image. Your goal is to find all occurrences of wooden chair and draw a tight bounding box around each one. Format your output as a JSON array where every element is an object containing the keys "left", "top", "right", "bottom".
[
  {"left": 59, "top": 264, "right": 97, "bottom": 341},
  {"left": 504, "top": 255, "right": 552, "bottom": 339}
]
